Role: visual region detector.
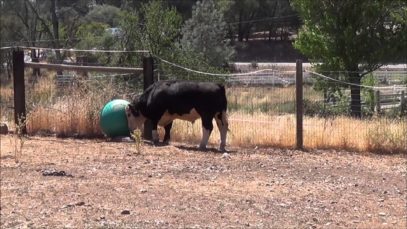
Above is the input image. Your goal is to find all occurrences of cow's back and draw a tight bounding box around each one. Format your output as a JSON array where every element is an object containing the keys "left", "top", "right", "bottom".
[{"left": 146, "top": 81, "right": 227, "bottom": 117}]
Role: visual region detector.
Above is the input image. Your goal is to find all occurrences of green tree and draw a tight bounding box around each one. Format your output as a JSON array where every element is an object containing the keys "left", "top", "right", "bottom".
[
  {"left": 140, "top": 0, "right": 182, "bottom": 57},
  {"left": 85, "top": 4, "right": 121, "bottom": 26},
  {"left": 227, "top": 0, "right": 260, "bottom": 42},
  {"left": 115, "top": 11, "right": 142, "bottom": 66},
  {"left": 293, "top": 0, "right": 407, "bottom": 118},
  {"left": 181, "top": 0, "right": 235, "bottom": 67}
]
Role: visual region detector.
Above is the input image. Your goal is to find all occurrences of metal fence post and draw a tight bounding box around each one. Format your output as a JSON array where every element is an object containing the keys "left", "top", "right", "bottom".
[
  {"left": 142, "top": 56, "right": 154, "bottom": 140},
  {"left": 13, "top": 49, "right": 27, "bottom": 134},
  {"left": 401, "top": 91, "right": 405, "bottom": 112},
  {"left": 296, "top": 59, "right": 303, "bottom": 150}
]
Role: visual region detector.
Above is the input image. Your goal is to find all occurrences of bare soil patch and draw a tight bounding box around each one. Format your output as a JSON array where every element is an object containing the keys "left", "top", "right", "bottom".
[{"left": 1, "top": 135, "right": 406, "bottom": 228}]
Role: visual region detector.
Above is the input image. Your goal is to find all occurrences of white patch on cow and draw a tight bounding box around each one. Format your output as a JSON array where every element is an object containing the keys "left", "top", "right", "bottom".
[
  {"left": 158, "top": 108, "right": 200, "bottom": 126},
  {"left": 215, "top": 111, "right": 228, "bottom": 151},
  {"left": 152, "top": 130, "right": 159, "bottom": 142},
  {"left": 199, "top": 128, "right": 211, "bottom": 150},
  {"left": 125, "top": 105, "right": 146, "bottom": 132}
]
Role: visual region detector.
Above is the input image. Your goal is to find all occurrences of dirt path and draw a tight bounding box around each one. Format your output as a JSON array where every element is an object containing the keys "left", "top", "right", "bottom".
[{"left": 1, "top": 135, "right": 406, "bottom": 228}]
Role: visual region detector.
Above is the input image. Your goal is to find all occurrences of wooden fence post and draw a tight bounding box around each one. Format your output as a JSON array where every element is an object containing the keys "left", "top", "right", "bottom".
[
  {"left": 375, "top": 90, "right": 381, "bottom": 114},
  {"left": 13, "top": 49, "right": 27, "bottom": 134},
  {"left": 142, "top": 56, "right": 154, "bottom": 140},
  {"left": 295, "top": 59, "right": 303, "bottom": 150}
]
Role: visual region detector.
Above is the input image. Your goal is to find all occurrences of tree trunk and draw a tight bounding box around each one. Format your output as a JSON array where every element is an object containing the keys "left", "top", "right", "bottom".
[
  {"left": 51, "top": 0, "right": 63, "bottom": 75},
  {"left": 237, "top": 12, "right": 244, "bottom": 42},
  {"left": 349, "top": 72, "right": 362, "bottom": 118}
]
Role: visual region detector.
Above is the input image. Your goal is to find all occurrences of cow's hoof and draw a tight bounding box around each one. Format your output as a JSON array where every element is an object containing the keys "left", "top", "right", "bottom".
[
  {"left": 219, "top": 148, "right": 227, "bottom": 152},
  {"left": 162, "top": 141, "right": 170, "bottom": 145},
  {"left": 198, "top": 146, "right": 207, "bottom": 151},
  {"left": 152, "top": 140, "right": 160, "bottom": 146}
]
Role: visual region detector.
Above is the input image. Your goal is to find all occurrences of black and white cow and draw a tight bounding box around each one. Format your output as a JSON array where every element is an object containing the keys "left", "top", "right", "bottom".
[{"left": 125, "top": 81, "right": 229, "bottom": 151}]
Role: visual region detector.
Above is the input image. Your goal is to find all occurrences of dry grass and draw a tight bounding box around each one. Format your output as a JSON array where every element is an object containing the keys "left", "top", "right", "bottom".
[
  {"left": 169, "top": 113, "right": 406, "bottom": 153},
  {"left": 1, "top": 75, "right": 405, "bottom": 153},
  {"left": 27, "top": 96, "right": 102, "bottom": 137},
  {"left": 303, "top": 116, "right": 407, "bottom": 153},
  {"left": 227, "top": 86, "right": 322, "bottom": 114},
  {"left": 0, "top": 83, "right": 14, "bottom": 123}
]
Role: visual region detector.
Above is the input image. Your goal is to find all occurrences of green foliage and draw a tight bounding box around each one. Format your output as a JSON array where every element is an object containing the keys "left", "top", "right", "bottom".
[
  {"left": 140, "top": 1, "right": 183, "bottom": 56},
  {"left": 75, "top": 22, "right": 118, "bottom": 65},
  {"left": 76, "top": 22, "right": 109, "bottom": 48},
  {"left": 114, "top": 11, "right": 142, "bottom": 66},
  {"left": 224, "top": 0, "right": 296, "bottom": 41},
  {"left": 293, "top": 0, "right": 407, "bottom": 70},
  {"left": 181, "top": 0, "right": 235, "bottom": 67},
  {"left": 85, "top": 4, "right": 121, "bottom": 26},
  {"left": 361, "top": 74, "right": 377, "bottom": 115},
  {"left": 292, "top": 0, "right": 407, "bottom": 116}
]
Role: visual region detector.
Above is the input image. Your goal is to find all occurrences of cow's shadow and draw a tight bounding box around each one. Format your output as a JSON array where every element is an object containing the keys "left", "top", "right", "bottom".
[
  {"left": 174, "top": 145, "right": 236, "bottom": 153},
  {"left": 175, "top": 145, "right": 221, "bottom": 153},
  {"left": 123, "top": 138, "right": 234, "bottom": 153}
]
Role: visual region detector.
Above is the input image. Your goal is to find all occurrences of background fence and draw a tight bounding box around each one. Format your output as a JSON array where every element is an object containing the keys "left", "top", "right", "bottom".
[{"left": 1, "top": 47, "right": 406, "bottom": 153}]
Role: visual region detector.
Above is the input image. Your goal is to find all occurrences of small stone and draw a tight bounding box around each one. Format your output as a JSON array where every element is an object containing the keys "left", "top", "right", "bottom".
[
  {"left": 221, "top": 153, "right": 231, "bottom": 159},
  {"left": 140, "top": 189, "right": 147, "bottom": 193},
  {"left": 0, "top": 123, "right": 8, "bottom": 135},
  {"left": 379, "top": 212, "right": 386, "bottom": 216},
  {"left": 121, "top": 210, "right": 130, "bottom": 215},
  {"left": 76, "top": 201, "right": 85, "bottom": 206}
]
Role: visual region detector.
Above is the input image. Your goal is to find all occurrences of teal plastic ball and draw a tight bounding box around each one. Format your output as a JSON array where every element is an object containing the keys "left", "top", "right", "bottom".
[{"left": 100, "top": 99, "right": 130, "bottom": 137}]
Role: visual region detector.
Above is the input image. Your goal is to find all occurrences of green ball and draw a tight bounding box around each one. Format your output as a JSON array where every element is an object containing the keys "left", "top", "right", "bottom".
[{"left": 100, "top": 99, "right": 130, "bottom": 137}]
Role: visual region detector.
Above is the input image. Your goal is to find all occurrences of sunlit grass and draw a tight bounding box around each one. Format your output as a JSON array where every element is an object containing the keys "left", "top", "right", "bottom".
[
  {"left": 1, "top": 74, "right": 405, "bottom": 153},
  {"left": 169, "top": 113, "right": 406, "bottom": 153}
]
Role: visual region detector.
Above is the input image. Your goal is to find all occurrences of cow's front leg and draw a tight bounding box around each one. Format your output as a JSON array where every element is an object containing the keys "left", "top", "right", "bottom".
[
  {"left": 199, "top": 116, "right": 213, "bottom": 151},
  {"left": 163, "top": 121, "right": 173, "bottom": 144},
  {"left": 151, "top": 120, "right": 159, "bottom": 145}
]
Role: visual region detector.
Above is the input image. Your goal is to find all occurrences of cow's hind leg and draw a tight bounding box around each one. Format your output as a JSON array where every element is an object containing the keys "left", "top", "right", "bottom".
[
  {"left": 199, "top": 116, "right": 213, "bottom": 151},
  {"left": 215, "top": 111, "right": 228, "bottom": 151},
  {"left": 163, "top": 121, "right": 173, "bottom": 144}
]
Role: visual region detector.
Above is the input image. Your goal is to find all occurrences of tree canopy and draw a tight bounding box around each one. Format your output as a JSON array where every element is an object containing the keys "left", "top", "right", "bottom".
[
  {"left": 292, "top": 0, "right": 407, "bottom": 117},
  {"left": 181, "top": 0, "right": 235, "bottom": 67}
]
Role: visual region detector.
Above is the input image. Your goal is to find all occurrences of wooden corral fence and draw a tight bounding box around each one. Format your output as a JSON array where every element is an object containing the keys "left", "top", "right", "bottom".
[
  {"left": 12, "top": 49, "right": 155, "bottom": 139},
  {"left": 375, "top": 90, "right": 406, "bottom": 113}
]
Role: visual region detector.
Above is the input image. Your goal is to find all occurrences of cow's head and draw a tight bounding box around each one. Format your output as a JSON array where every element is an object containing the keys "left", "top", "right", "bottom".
[{"left": 125, "top": 102, "right": 146, "bottom": 132}]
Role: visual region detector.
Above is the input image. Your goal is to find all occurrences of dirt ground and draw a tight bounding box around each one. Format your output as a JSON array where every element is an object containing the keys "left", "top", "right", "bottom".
[{"left": 0, "top": 135, "right": 406, "bottom": 228}]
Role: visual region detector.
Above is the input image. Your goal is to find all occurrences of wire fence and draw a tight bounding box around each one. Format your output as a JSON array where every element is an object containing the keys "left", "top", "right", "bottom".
[
  {"left": 0, "top": 47, "right": 146, "bottom": 138},
  {"left": 1, "top": 46, "right": 406, "bottom": 153},
  {"left": 155, "top": 57, "right": 406, "bottom": 152},
  {"left": 302, "top": 70, "right": 406, "bottom": 152}
]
